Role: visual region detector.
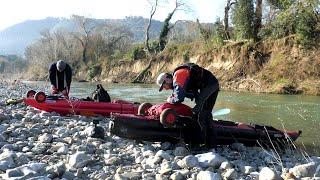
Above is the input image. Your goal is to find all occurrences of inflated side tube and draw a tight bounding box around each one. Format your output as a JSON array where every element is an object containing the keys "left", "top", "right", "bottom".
[
  {"left": 160, "top": 108, "right": 178, "bottom": 127},
  {"left": 138, "top": 102, "right": 153, "bottom": 115},
  {"left": 26, "top": 90, "right": 36, "bottom": 98},
  {"left": 35, "top": 92, "right": 46, "bottom": 103}
]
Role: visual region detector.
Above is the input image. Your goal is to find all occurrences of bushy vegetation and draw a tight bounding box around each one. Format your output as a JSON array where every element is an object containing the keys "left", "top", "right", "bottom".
[{"left": 87, "top": 65, "right": 102, "bottom": 80}]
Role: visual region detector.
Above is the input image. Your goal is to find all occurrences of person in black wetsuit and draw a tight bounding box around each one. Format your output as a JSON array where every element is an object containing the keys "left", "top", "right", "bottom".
[
  {"left": 49, "top": 60, "right": 72, "bottom": 97},
  {"left": 156, "top": 63, "right": 220, "bottom": 147}
]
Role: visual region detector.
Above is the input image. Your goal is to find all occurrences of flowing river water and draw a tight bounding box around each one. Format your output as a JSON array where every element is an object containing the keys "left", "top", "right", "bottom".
[{"left": 25, "top": 81, "right": 320, "bottom": 154}]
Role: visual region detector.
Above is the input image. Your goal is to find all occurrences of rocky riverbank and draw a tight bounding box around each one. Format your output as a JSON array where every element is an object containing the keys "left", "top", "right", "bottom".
[{"left": 0, "top": 80, "right": 319, "bottom": 179}]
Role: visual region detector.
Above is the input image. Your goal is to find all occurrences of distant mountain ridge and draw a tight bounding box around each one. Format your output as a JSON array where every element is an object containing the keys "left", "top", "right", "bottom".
[{"left": 0, "top": 16, "right": 165, "bottom": 55}]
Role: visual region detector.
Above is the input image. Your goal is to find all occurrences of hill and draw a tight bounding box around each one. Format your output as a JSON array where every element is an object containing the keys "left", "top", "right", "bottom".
[{"left": 0, "top": 16, "right": 165, "bottom": 55}]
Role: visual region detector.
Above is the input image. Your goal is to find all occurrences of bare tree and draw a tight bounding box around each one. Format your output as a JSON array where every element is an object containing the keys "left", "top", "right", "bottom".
[
  {"left": 253, "top": 0, "right": 263, "bottom": 41},
  {"left": 133, "top": 0, "right": 188, "bottom": 83},
  {"left": 71, "top": 15, "right": 96, "bottom": 63},
  {"left": 145, "top": 0, "right": 159, "bottom": 55},
  {"left": 224, "top": 0, "right": 236, "bottom": 39},
  {"left": 93, "top": 23, "right": 133, "bottom": 59},
  {"left": 158, "top": 0, "right": 186, "bottom": 52}
]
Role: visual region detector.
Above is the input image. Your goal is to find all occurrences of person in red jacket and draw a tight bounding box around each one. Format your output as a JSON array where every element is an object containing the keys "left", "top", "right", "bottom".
[
  {"left": 157, "top": 63, "right": 219, "bottom": 147},
  {"left": 49, "top": 60, "right": 72, "bottom": 97}
]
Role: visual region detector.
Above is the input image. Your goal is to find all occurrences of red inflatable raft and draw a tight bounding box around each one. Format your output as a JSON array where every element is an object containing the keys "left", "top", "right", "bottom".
[
  {"left": 109, "top": 102, "right": 302, "bottom": 148},
  {"left": 23, "top": 90, "right": 139, "bottom": 116}
]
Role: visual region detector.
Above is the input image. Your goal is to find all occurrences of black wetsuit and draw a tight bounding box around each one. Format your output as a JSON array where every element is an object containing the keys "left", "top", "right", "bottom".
[
  {"left": 49, "top": 62, "right": 72, "bottom": 92},
  {"left": 173, "top": 63, "right": 220, "bottom": 146}
]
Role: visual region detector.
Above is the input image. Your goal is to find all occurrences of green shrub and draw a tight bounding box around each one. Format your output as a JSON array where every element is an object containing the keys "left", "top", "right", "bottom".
[
  {"left": 296, "top": 2, "right": 320, "bottom": 47},
  {"left": 183, "top": 50, "right": 190, "bottom": 62},
  {"left": 87, "top": 65, "right": 102, "bottom": 80},
  {"left": 112, "top": 50, "right": 124, "bottom": 60},
  {"left": 130, "top": 45, "right": 146, "bottom": 60}
]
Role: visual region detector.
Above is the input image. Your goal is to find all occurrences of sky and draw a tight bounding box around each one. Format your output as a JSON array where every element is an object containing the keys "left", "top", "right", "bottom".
[{"left": 0, "top": 0, "right": 226, "bottom": 31}]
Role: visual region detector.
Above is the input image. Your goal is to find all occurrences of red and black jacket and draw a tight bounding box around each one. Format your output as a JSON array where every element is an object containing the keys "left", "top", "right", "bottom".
[{"left": 168, "top": 63, "right": 219, "bottom": 104}]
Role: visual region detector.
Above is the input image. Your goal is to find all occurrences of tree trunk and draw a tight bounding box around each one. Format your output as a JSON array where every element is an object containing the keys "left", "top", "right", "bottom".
[
  {"left": 253, "top": 0, "right": 263, "bottom": 41},
  {"left": 131, "top": 59, "right": 153, "bottom": 83},
  {"left": 145, "top": 0, "right": 158, "bottom": 55},
  {"left": 224, "top": 0, "right": 236, "bottom": 40}
]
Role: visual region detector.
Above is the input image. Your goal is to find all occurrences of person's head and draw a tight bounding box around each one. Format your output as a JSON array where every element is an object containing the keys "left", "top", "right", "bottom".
[
  {"left": 156, "top": 73, "right": 173, "bottom": 91},
  {"left": 56, "top": 60, "right": 66, "bottom": 72}
]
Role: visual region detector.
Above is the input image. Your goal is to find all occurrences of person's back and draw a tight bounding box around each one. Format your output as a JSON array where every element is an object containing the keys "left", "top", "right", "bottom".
[
  {"left": 156, "top": 63, "right": 220, "bottom": 148},
  {"left": 49, "top": 60, "right": 72, "bottom": 96},
  {"left": 91, "top": 84, "right": 111, "bottom": 102}
]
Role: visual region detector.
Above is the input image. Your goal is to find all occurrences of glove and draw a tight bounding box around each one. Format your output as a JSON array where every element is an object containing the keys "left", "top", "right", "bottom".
[
  {"left": 61, "top": 89, "right": 69, "bottom": 99},
  {"left": 61, "top": 90, "right": 67, "bottom": 96},
  {"left": 51, "top": 85, "right": 58, "bottom": 94}
]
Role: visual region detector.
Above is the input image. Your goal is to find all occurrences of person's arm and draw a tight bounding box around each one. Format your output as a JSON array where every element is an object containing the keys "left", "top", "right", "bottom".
[
  {"left": 49, "top": 63, "right": 56, "bottom": 87},
  {"left": 167, "top": 69, "right": 190, "bottom": 104},
  {"left": 65, "top": 64, "right": 72, "bottom": 88}
]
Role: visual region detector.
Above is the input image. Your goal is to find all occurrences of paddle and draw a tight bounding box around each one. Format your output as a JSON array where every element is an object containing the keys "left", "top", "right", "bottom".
[
  {"left": 5, "top": 98, "right": 24, "bottom": 105},
  {"left": 212, "top": 108, "right": 231, "bottom": 117}
]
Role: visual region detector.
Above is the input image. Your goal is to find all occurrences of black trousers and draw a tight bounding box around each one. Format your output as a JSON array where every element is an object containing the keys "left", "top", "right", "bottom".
[{"left": 192, "top": 78, "right": 219, "bottom": 146}]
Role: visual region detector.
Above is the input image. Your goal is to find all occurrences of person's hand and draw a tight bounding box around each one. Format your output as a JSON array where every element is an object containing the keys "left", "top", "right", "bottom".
[
  {"left": 51, "top": 85, "right": 58, "bottom": 94},
  {"left": 166, "top": 97, "right": 171, "bottom": 103},
  {"left": 61, "top": 90, "right": 68, "bottom": 96}
]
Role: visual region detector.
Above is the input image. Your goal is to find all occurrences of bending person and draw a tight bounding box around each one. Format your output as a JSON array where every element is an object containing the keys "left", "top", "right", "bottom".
[
  {"left": 156, "top": 63, "right": 219, "bottom": 147},
  {"left": 49, "top": 60, "right": 72, "bottom": 97}
]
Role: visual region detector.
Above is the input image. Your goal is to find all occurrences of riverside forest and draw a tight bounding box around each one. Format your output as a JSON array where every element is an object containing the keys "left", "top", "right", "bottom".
[{"left": 0, "top": 0, "right": 319, "bottom": 95}]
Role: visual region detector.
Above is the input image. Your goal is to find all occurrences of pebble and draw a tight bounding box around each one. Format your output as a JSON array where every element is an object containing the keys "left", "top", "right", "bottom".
[{"left": 0, "top": 81, "right": 316, "bottom": 179}]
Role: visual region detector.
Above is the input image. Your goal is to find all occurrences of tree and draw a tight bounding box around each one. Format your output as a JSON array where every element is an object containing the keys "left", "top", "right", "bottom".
[
  {"left": 196, "top": 19, "right": 211, "bottom": 43},
  {"left": 232, "top": 0, "right": 255, "bottom": 40},
  {"left": 145, "top": 0, "right": 159, "bottom": 55},
  {"left": 72, "top": 15, "right": 96, "bottom": 63},
  {"left": 133, "top": 0, "right": 188, "bottom": 83},
  {"left": 253, "top": 0, "right": 263, "bottom": 41},
  {"left": 93, "top": 23, "right": 133, "bottom": 59},
  {"left": 296, "top": 0, "right": 320, "bottom": 47},
  {"left": 224, "top": 0, "right": 236, "bottom": 39}
]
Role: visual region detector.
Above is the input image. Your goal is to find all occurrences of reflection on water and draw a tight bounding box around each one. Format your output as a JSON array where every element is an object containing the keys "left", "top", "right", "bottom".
[{"left": 25, "top": 81, "right": 320, "bottom": 154}]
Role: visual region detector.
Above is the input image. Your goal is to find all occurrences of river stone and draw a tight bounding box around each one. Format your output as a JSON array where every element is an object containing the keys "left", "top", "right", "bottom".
[
  {"left": 56, "top": 128, "right": 69, "bottom": 138},
  {"left": 62, "top": 171, "right": 76, "bottom": 179},
  {"left": 230, "top": 143, "right": 246, "bottom": 152},
  {"left": 155, "top": 150, "right": 172, "bottom": 161},
  {"left": 1, "top": 144, "right": 16, "bottom": 151},
  {"left": 242, "top": 165, "right": 255, "bottom": 174},
  {"left": 38, "top": 133, "right": 53, "bottom": 143},
  {"left": 159, "top": 161, "right": 173, "bottom": 175},
  {"left": 105, "top": 156, "right": 119, "bottom": 165},
  {"left": 222, "top": 168, "right": 237, "bottom": 180},
  {"left": 174, "top": 146, "right": 189, "bottom": 157},
  {"left": 220, "top": 161, "right": 232, "bottom": 170},
  {"left": 0, "top": 160, "right": 15, "bottom": 171},
  {"left": 195, "top": 152, "right": 226, "bottom": 168},
  {"left": 170, "top": 171, "right": 184, "bottom": 180},
  {"left": 197, "top": 171, "right": 222, "bottom": 180},
  {"left": 5, "top": 168, "right": 25, "bottom": 178},
  {"left": 161, "top": 142, "right": 172, "bottom": 150},
  {"left": 57, "top": 145, "right": 69, "bottom": 154},
  {"left": 142, "top": 150, "right": 154, "bottom": 157},
  {"left": 289, "top": 162, "right": 318, "bottom": 178},
  {"left": 0, "top": 125, "right": 6, "bottom": 134},
  {"left": 120, "top": 172, "right": 142, "bottom": 180},
  {"left": 179, "top": 155, "right": 199, "bottom": 168},
  {"left": 68, "top": 151, "right": 92, "bottom": 168},
  {"left": 259, "top": 167, "right": 281, "bottom": 180}
]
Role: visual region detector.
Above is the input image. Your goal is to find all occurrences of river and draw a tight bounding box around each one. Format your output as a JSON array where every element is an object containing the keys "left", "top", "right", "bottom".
[{"left": 25, "top": 81, "right": 320, "bottom": 154}]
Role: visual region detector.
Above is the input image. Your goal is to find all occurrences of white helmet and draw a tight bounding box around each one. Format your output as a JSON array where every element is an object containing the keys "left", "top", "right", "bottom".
[
  {"left": 56, "top": 60, "right": 66, "bottom": 72},
  {"left": 156, "top": 73, "right": 172, "bottom": 91}
]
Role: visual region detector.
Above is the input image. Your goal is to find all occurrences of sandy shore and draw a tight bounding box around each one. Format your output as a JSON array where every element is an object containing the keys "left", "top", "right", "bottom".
[{"left": 0, "top": 81, "right": 319, "bottom": 179}]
